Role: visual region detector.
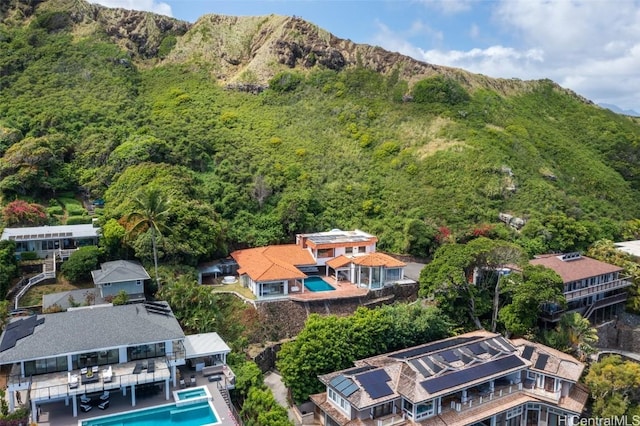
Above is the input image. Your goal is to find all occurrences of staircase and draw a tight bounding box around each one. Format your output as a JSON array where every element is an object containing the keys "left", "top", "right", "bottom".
[{"left": 14, "top": 257, "right": 56, "bottom": 309}]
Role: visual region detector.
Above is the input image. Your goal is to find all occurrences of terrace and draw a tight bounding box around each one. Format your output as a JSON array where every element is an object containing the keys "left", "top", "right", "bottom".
[{"left": 34, "top": 369, "right": 238, "bottom": 426}]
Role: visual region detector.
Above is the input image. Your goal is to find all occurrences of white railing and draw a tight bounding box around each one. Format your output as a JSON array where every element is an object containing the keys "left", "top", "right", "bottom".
[
  {"left": 564, "top": 278, "right": 632, "bottom": 302},
  {"left": 14, "top": 259, "right": 56, "bottom": 309},
  {"left": 376, "top": 413, "right": 406, "bottom": 426}
]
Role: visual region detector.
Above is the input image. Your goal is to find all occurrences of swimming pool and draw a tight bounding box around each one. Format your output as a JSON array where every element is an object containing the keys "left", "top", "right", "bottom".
[
  {"left": 80, "top": 392, "right": 220, "bottom": 426},
  {"left": 175, "top": 387, "right": 208, "bottom": 401},
  {"left": 304, "top": 276, "right": 335, "bottom": 292}
]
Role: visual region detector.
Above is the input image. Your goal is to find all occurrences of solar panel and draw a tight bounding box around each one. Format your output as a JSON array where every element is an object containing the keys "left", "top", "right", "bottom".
[
  {"left": 420, "top": 355, "right": 526, "bottom": 394},
  {"left": 356, "top": 370, "right": 393, "bottom": 399},
  {"left": 422, "top": 357, "right": 443, "bottom": 374},
  {"left": 330, "top": 375, "right": 347, "bottom": 387},
  {"left": 442, "top": 350, "right": 460, "bottom": 363},
  {"left": 535, "top": 354, "right": 549, "bottom": 370},
  {"left": 493, "top": 336, "right": 515, "bottom": 352},
  {"left": 459, "top": 353, "right": 474, "bottom": 365},
  {"left": 342, "top": 383, "right": 359, "bottom": 397},
  {"left": 0, "top": 316, "right": 43, "bottom": 352},
  {"left": 343, "top": 366, "right": 375, "bottom": 375},
  {"left": 335, "top": 378, "right": 353, "bottom": 393},
  {"left": 522, "top": 346, "right": 534, "bottom": 360},
  {"left": 390, "top": 336, "right": 481, "bottom": 359},
  {"left": 410, "top": 359, "right": 432, "bottom": 378}
]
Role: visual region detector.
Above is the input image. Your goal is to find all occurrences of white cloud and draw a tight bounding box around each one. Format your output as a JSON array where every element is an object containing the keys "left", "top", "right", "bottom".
[
  {"left": 416, "top": 0, "right": 472, "bottom": 14},
  {"left": 89, "top": 0, "right": 172, "bottom": 17},
  {"left": 373, "top": 0, "right": 640, "bottom": 111}
]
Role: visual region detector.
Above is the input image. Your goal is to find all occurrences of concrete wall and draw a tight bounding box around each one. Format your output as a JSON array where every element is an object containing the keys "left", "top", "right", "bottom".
[{"left": 596, "top": 312, "right": 640, "bottom": 353}]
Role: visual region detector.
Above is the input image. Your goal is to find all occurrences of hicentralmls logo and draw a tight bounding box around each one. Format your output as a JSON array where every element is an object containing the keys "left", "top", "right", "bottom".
[{"left": 563, "top": 416, "right": 640, "bottom": 426}]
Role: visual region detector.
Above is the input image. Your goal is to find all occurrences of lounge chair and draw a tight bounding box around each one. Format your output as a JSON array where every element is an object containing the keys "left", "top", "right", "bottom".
[
  {"left": 80, "top": 404, "right": 92, "bottom": 413},
  {"left": 133, "top": 362, "right": 143, "bottom": 374},
  {"left": 91, "top": 366, "right": 99, "bottom": 373},
  {"left": 147, "top": 360, "right": 155, "bottom": 373},
  {"left": 80, "top": 394, "right": 91, "bottom": 404},
  {"left": 68, "top": 372, "right": 79, "bottom": 389},
  {"left": 99, "top": 391, "right": 110, "bottom": 401},
  {"left": 102, "top": 366, "right": 113, "bottom": 382},
  {"left": 190, "top": 375, "right": 196, "bottom": 387},
  {"left": 179, "top": 378, "right": 186, "bottom": 389},
  {"left": 98, "top": 400, "right": 110, "bottom": 410}
]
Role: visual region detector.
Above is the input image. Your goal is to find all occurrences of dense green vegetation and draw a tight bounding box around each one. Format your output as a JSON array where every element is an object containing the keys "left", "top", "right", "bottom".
[
  {"left": 276, "top": 304, "right": 452, "bottom": 403},
  {"left": 1, "top": 3, "right": 640, "bottom": 265}
]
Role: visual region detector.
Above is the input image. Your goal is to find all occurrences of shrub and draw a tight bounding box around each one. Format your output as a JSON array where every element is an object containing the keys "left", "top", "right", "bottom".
[
  {"left": 19, "top": 252, "right": 38, "bottom": 261},
  {"left": 66, "top": 215, "right": 92, "bottom": 225},
  {"left": 60, "top": 246, "right": 102, "bottom": 283},
  {"left": 2, "top": 200, "right": 48, "bottom": 226}
]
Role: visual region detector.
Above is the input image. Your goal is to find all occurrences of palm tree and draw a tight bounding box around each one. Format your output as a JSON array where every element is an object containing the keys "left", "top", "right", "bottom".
[
  {"left": 559, "top": 312, "right": 599, "bottom": 361},
  {"left": 125, "top": 187, "right": 170, "bottom": 290}
]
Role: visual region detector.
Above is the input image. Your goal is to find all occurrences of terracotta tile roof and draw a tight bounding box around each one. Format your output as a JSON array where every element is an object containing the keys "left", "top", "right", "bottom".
[
  {"left": 231, "top": 244, "right": 315, "bottom": 282},
  {"left": 326, "top": 255, "right": 352, "bottom": 269},
  {"left": 352, "top": 253, "right": 406, "bottom": 268},
  {"left": 530, "top": 254, "right": 622, "bottom": 283}
]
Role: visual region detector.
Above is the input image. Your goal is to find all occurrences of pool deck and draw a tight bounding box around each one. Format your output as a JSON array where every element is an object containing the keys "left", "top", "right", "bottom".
[
  {"left": 289, "top": 277, "right": 369, "bottom": 301},
  {"left": 36, "top": 371, "right": 238, "bottom": 426}
]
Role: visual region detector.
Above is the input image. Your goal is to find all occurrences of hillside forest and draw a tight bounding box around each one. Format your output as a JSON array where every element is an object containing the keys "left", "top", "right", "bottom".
[{"left": 2, "top": 0, "right": 640, "bottom": 421}]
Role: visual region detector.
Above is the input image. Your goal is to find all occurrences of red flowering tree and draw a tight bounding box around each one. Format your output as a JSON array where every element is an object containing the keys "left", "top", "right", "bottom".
[{"left": 2, "top": 200, "right": 48, "bottom": 226}]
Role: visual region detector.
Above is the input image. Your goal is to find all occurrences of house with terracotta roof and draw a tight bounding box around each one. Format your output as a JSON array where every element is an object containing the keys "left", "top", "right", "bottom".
[
  {"left": 530, "top": 252, "right": 632, "bottom": 323},
  {"left": 312, "top": 330, "right": 588, "bottom": 426},
  {"left": 231, "top": 229, "right": 412, "bottom": 300}
]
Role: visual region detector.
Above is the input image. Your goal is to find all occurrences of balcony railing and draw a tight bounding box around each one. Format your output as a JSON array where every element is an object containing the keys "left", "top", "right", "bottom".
[
  {"left": 443, "top": 380, "right": 562, "bottom": 415},
  {"left": 564, "top": 278, "right": 631, "bottom": 302},
  {"left": 375, "top": 413, "right": 406, "bottom": 426}
]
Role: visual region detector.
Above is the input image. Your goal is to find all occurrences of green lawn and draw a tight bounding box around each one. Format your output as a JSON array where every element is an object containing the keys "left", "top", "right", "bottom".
[
  {"left": 209, "top": 282, "right": 256, "bottom": 300},
  {"left": 19, "top": 275, "right": 94, "bottom": 307}
]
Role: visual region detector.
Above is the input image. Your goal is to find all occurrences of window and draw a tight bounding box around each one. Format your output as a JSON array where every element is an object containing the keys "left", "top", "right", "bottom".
[
  {"left": 506, "top": 406, "right": 523, "bottom": 419},
  {"left": 24, "top": 355, "right": 68, "bottom": 376},
  {"left": 402, "top": 399, "right": 414, "bottom": 418},
  {"left": 358, "top": 246, "right": 367, "bottom": 253},
  {"left": 128, "top": 342, "right": 166, "bottom": 361},
  {"left": 345, "top": 247, "right": 353, "bottom": 255},
  {"left": 317, "top": 248, "right": 335, "bottom": 258},
  {"left": 372, "top": 402, "right": 393, "bottom": 418},
  {"left": 136, "top": 280, "right": 142, "bottom": 286},
  {"left": 327, "top": 388, "right": 350, "bottom": 415},
  {"left": 385, "top": 268, "right": 401, "bottom": 282},
  {"left": 103, "top": 282, "right": 111, "bottom": 287},
  {"left": 415, "top": 401, "right": 434, "bottom": 420}
]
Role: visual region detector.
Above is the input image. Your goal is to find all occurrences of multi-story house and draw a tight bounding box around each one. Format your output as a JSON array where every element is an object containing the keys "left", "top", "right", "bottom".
[
  {"left": 530, "top": 253, "right": 631, "bottom": 323},
  {"left": 1, "top": 223, "right": 99, "bottom": 260},
  {"left": 312, "top": 330, "right": 588, "bottom": 426},
  {"left": 0, "top": 303, "right": 234, "bottom": 419},
  {"left": 231, "top": 229, "right": 411, "bottom": 300}
]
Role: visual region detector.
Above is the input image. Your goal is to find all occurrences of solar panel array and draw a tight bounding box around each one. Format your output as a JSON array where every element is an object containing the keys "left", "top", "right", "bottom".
[
  {"left": 356, "top": 370, "right": 393, "bottom": 399},
  {"left": 534, "top": 354, "right": 549, "bottom": 370},
  {"left": 521, "top": 345, "right": 534, "bottom": 360},
  {"left": 409, "top": 359, "right": 432, "bottom": 378},
  {"left": 343, "top": 365, "right": 375, "bottom": 375},
  {"left": 420, "top": 355, "right": 526, "bottom": 394},
  {"left": 390, "top": 336, "right": 480, "bottom": 359},
  {"left": 330, "top": 374, "right": 359, "bottom": 397},
  {"left": 0, "top": 316, "right": 45, "bottom": 352},
  {"left": 143, "top": 302, "right": 172, "bottom": 316}
]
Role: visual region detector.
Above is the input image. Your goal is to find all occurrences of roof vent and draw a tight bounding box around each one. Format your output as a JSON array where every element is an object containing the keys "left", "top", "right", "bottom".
[{"left": 560, "top": 252, "right": 582, "bottom": 261}]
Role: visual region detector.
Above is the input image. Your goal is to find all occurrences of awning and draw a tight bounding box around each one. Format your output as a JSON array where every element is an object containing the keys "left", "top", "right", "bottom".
[{"left": 183, "top": 332, "right": 231, "bottom": 359}]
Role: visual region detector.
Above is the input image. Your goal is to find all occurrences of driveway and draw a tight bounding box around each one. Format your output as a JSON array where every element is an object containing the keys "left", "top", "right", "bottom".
[{"left": 264, "top": 370, "right": 299, "bottom": 424}]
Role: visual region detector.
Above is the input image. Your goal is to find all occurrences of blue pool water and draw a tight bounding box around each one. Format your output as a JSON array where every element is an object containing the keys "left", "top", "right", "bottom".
[
  {"left": 304, "top": 276, "right": 335, "bottom": 292},
  {"left": 80, "top": 400, "right": 219, "bottom": 426},
  {"left": 176, "top": 388, "right": 207, "bottom": 400}
]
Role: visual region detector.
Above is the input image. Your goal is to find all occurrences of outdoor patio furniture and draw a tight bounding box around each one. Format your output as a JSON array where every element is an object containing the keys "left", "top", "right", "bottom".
[
  {"left": 98, "top": 400, "right": 109, "bottom": 410},
  {"left": 80, "top": 367, "right": 88, "bottom": 375},
  {"left": 80, "top": 394, "right": 91, "bottom": 404},
  {"left": 208, "top": 375, "right": 222, "bottom": 382},
  {"left": 99, "top": 391, "right": 110, "bottom": 401},
  {"left": 102, "top": 366, "right": 113, "bottom": 382},
  {"left": 80, "top": 404, "right": 92, "bottom": 413},
  {"left": 68, "top": 372, "right": 79, "bottom": 389},
  {"left": 91, "top": 366, "right": 99, "bottom": 373},
  {"left": 81, "top": 371, "right": 99, "bottom": 384},
  {"left": 147, "top": 360, "right": 155, "bottom": 373},
  {"left": 133, "top": 362, "right": 143, "bottom": 374},
  {"left": 190, "top": 375, "right": 196, "bottom": 387},
  {"left": 179, "top": 378, "right": 186, "bottom": 389}
]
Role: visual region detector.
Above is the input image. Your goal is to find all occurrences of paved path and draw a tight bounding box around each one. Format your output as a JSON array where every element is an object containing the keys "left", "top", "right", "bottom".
[
  {"left": 595, "top": 348, "right": 640, "bottom": 362},
  {"left": 264, "top": 371, "right": 299, "bottom": 425}
]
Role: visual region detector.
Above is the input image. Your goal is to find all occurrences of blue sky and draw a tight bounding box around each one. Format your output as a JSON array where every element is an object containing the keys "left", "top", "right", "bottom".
[{"left": 91, "top": 1, "right": 640, "bottom": 113}]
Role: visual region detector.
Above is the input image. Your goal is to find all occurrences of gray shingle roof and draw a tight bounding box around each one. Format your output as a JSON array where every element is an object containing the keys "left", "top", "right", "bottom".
[
  {"left": 91, "top": 260, "right": 151, "bottom": 284},
  {"left": 0, "top": 303, "right": 184, "bottom": 364}
]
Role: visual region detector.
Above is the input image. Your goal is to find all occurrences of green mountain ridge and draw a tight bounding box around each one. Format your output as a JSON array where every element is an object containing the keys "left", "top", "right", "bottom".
[{"left": 1, "top": 0, "right": 640, "bottom": 261}]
